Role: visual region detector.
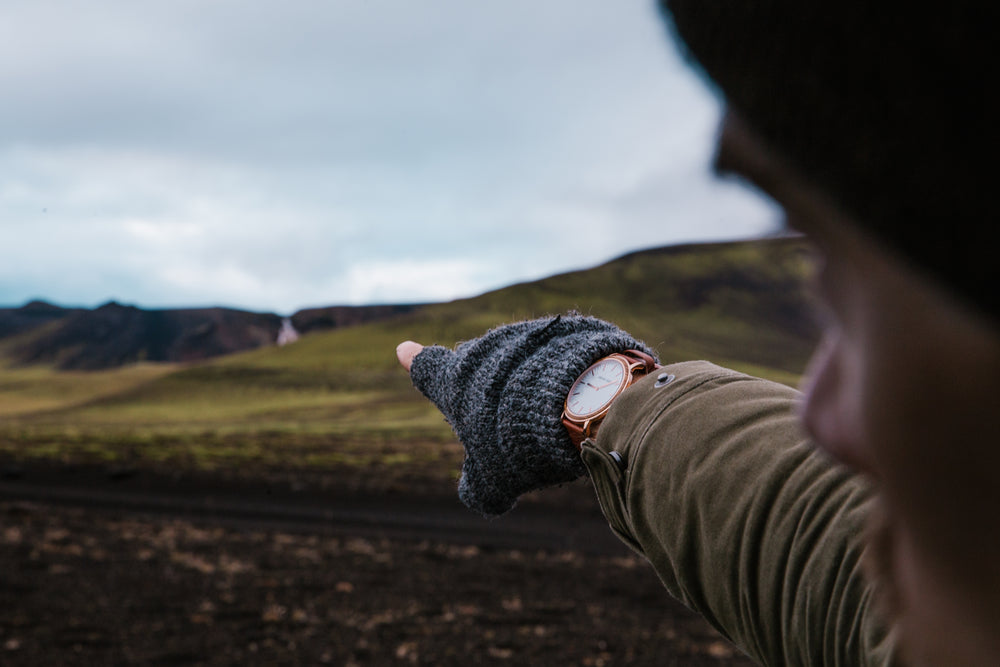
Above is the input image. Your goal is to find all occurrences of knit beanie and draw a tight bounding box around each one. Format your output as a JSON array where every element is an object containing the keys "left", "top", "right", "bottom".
[
  {"left": 660, "top": 1, "right": 998, "bottom": 325},
  {"left": 409, "top": 314, "right": 657, "bottom": 517}
]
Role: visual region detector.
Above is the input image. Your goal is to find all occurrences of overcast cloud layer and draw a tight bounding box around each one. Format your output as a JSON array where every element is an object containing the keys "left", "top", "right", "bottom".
[{"left": 1, "top": 0, "right": 779, "bottom": 314}]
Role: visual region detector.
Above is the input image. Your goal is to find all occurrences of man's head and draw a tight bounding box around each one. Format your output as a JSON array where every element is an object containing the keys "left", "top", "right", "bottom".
[
  {"left": 661, "top": 1, "right": 998, "bottom": 327},
  {"left": 659, "top": 2, "right": 1000, "bottom": 664}
]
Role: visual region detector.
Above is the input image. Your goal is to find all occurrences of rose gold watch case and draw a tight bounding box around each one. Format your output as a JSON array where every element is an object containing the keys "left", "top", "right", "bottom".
[
  {"left": 562, "top": 351, "right": 657, "bottom": 446},
  {"left": 563, "top": 355, "right": 631, "bottom": 423}
]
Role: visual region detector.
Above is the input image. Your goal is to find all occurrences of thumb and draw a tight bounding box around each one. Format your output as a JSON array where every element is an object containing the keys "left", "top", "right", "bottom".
[{"left": 396, "top": 341, "right": 424, "bottom": 372}]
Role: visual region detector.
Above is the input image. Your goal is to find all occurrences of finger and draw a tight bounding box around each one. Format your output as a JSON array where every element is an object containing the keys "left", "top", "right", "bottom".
[{"left": 396, "top": 340, "right": 424, "bottom": 372}]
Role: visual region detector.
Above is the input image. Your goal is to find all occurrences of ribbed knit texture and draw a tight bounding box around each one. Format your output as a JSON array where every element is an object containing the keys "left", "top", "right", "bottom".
[{"left": 409, "top": 314, "right": 657, "bottom": 517}]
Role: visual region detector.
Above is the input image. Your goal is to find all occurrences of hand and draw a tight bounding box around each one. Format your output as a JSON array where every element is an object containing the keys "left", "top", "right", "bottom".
[
  {"left": 395, "top": 314, "right": 657, "bottom": 517},
  {"left": 396, "top": 341, "right": 423, "bottom": 372}
]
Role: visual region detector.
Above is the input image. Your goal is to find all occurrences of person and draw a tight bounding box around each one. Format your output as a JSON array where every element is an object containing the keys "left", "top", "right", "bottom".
[{"left": 396, "top": 2, "right": 999, "bottom": 665}]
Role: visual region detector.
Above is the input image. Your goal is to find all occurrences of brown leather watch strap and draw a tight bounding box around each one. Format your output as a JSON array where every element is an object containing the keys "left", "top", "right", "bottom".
[{"left": 563, "top": 418, "right": 588, "bottom": 449}]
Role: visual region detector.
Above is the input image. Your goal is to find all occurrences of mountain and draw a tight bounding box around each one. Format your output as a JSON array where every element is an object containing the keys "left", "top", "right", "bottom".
[
  {"left": 0, "top": 300, "right": 78, "bottom": 339},
  {"left": 290, "top": 304, "right": 421, "bottom": 335},
  {"left": 418, "top": 234, "right": 820, "bottom": 375},
  {"left": 3, "top": 302, "right": 282, "bottom": 370},
  {"left": 0, "top": 237, "right": 819, "bottom": 374},
  {"left": 226, "top": 235, "right": 819, "bottom": 387},
  {"left": 0, "top": 299, "right": 430, "bottom": 371}
]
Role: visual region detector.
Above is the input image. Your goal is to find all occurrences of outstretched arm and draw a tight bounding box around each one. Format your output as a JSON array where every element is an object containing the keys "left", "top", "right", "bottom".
[{"left": 397, "top": 319, "right": 896, "bottom": 665}]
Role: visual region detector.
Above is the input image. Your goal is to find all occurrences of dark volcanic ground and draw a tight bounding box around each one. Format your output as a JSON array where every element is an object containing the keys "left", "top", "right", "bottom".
[{"left": 0, "top": 463, "right": 756, "bottom": 666}]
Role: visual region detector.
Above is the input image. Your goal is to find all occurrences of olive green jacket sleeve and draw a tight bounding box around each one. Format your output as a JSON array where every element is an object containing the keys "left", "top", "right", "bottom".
[{"left": 581, "top": 361, "right": 897, "bottom": 667}]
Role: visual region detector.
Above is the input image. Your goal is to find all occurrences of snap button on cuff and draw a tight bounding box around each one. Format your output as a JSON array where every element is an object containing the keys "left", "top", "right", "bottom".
[{"left": 654, "top": 372, "right": 675, "bottom": 388}]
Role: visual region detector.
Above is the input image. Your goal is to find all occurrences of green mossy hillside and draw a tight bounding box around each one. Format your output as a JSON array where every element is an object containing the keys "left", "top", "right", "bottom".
[{"left": 0, "top": 237, "right": 817, "bottom": 474}]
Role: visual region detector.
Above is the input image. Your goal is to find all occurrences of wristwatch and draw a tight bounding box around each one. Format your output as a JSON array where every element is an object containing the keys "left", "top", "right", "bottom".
[{"left": 562, "top": 349, "right": 658, "bottom": 449}]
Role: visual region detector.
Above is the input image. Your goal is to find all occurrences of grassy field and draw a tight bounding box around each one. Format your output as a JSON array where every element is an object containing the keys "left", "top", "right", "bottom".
[{"left": 0, "top": 237, "right": 817, "bottom": 479}]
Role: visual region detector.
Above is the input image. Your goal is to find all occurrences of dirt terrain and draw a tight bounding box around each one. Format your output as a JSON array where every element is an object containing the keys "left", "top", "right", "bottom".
[{"left": 0, "top": 462, "right": 756, "bottom": 666}]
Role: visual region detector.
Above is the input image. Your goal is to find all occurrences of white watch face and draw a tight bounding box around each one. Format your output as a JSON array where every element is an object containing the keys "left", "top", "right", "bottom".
[{"left": 565, "top": 357, "right": 628, "bottom": 418}]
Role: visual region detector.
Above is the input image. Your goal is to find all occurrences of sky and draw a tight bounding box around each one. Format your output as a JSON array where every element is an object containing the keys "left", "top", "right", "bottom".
[{"left": 1, "top": 0, "right": 780, "bottom": 315}]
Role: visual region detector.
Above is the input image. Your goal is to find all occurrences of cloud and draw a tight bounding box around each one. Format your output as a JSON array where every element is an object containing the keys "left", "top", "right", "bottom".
[
  {"left": 343, "top": 259, "right": 492, "bottom": 306},
  {"left": 1, "top": 0, "right": 779, "bottom": 313}
]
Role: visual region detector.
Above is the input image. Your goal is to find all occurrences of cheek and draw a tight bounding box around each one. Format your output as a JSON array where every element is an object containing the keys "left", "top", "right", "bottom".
[{"left": 799, "top": 328, "right": 873, "bottom": 473}]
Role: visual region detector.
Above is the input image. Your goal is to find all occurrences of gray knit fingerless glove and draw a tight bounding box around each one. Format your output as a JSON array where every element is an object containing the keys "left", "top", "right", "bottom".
[{"left": 409, "top": 313, "right": 657, "bottom": 517}]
